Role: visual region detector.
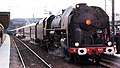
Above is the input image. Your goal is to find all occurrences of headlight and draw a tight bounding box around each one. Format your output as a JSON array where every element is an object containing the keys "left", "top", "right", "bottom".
[
  {"left": 75, "top": 42, "right": 79, "bottom": 47},
  {"left": 108, "top": 42, "right": 112, "bottom": 46}
]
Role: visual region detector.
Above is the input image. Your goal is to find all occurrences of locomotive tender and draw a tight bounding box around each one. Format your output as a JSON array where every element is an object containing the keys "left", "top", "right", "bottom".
[{"left": 15, "top": 3, "right": 115, "bottom": 62}]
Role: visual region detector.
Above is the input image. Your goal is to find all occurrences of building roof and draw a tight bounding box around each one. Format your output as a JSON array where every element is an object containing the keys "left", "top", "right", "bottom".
[{"left": 0, "top": 12, "right": 10, "bottom": 29}]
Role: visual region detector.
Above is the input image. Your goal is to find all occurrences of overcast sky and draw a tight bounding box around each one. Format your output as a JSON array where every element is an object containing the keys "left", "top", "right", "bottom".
[{"left": 0, "top": 0, "right": 119, "bottom": 19}]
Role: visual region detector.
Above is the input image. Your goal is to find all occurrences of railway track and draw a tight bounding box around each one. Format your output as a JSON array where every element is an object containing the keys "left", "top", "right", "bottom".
[
  {"left": 77, "top": 59, "right": 120, "bottom": 68},
  {"left": 99, "top": 58, "right": 120, "bottom": 68},
  {"left": 11, "top": 36, "right": 52, "bottom": 68},
  {"left": 10, "top": 35, "right": 120, "bottom": 68},
  {"left": 11, "top": 37, "right": 25, "bottom": 68}
]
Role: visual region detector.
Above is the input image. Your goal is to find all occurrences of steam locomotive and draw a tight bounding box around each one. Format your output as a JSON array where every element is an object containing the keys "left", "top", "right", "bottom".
[{"left": 13, "top": 3, "right": 115, "bottom": 63}]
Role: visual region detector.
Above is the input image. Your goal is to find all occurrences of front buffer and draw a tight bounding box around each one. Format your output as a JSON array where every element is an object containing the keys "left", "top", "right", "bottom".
[{"left": 70, "top": 46, "right": 115, "bottom": 63}]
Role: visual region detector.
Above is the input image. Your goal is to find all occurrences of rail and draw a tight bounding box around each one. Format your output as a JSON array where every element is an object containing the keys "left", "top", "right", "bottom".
[
  {"left": 15, "top": 37, "right": 52, "bottom": 68},
  {"left": 11, "top": 37, "right": 26, "bottom": 68}
]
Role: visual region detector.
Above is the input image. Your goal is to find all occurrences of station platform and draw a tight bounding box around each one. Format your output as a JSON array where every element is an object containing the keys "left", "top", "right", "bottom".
[{"left": 0, "top": 34, "right": 10, "bottom": 68}]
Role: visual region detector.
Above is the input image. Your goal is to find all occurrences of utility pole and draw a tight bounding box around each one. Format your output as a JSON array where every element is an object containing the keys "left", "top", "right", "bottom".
[
  {"left": 33, "top": 14, "right": 34, "bottom": 23},
  {"left": 105, "top": 0, "right": 106, "bottom": 12},
  {"left": 112, "top": 0, "right": 115, "bottom": 43}
]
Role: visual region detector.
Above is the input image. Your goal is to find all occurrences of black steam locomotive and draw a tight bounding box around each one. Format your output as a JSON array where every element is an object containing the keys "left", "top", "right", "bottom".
[{"left": 14, "top": 3, "right": 115, "bottom": 63}]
